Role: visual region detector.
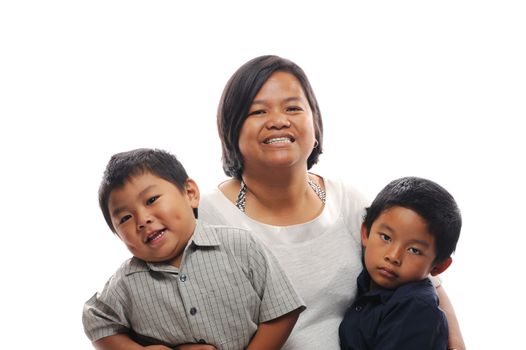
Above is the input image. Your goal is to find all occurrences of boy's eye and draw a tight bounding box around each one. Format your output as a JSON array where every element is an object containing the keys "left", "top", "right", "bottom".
[
  {"left": 379, "top": 233, "right": 391, "bottom": 242},
  {"left": 146, "top": 195, "right": 159, "bottom": 205},
  {"left": 119, "top": 214, "right": 131, "bottom": 225},
  {"left": 408, "top": 247, "right": 422, "bottom": 255}
]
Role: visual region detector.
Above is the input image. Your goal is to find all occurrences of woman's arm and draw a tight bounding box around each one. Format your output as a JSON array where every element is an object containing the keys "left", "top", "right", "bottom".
[
  {"left": 436, "top": 285, "right": 466, "bottom": 350},
  {"left": 93, "top": 334, "right": 171, "bottom": 350},
  {"left": 246, "top": 309, "right": 301, "bottom": 350}
]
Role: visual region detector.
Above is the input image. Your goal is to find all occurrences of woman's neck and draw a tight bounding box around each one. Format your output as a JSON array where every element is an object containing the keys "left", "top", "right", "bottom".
[{"left": 239, "top": 167, "right": 325, "bottom": 226}]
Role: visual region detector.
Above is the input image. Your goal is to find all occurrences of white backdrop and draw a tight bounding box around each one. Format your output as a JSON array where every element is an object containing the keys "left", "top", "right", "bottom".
[{"left": 1, "top": 1, "right": 525, "bottom": 348}]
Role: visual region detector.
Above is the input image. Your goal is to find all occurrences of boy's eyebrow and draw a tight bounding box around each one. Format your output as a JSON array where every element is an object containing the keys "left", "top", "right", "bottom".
[
  {"left": 377, "top": 223, "right": 432, "bottom": 247},
  {"left": 377, "top": 222, "right": 395, "bottom": 233},
  {"left": 407, "top": 238, "right": 432, "bottom": 248},
  {"left": 111, "top": 184, "right": 158, "bottom": 218},
  {"left": 111, "top": 206, "right": 125, "bottom": 218}
]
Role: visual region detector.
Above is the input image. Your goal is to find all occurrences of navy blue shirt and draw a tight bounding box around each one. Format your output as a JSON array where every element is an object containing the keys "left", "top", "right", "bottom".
[{"left": 339, "top": 270, "right": 448, "bottom": 350}]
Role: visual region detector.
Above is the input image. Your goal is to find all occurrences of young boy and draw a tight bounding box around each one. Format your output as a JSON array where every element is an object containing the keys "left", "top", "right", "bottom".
[
  {"left": 339, "top": 176, "right": 462, "bottom": 350},
  {"left": 83, "top": 148, "right": 305, "bottom": 350}
]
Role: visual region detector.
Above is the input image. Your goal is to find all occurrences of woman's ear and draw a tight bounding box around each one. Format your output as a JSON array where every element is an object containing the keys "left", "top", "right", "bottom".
[
  {"left": 430, "top": 257, "right": 453, "bottom": 276},
  {"left": 360, "top": 223, "right": 369, "bottom": 248}
]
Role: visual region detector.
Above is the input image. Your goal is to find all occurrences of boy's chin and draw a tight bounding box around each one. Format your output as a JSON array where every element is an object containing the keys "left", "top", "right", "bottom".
[{"left": 370, "top": 276, "right": 403, "bottom": 290}]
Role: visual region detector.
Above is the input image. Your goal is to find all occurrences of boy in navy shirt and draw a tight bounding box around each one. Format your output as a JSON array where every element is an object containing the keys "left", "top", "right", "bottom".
[{"left": 339, "top": 177, "right": 462, "bottom": 350}]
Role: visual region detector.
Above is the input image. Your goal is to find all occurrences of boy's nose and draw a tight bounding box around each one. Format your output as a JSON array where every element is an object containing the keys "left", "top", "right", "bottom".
[
  {"left": 384, "top": 247, "right": 402, "bottom": 266},
  {"left": 137, "top": 218, "right": 152, "bottom": 230},
  {"left": 136, "top": 209, "right": 153, "bottom": 230}
]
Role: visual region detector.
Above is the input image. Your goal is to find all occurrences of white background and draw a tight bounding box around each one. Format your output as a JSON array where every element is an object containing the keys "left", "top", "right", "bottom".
[{"left": 1, "top": 1, "right": 525, "bottom": 348}]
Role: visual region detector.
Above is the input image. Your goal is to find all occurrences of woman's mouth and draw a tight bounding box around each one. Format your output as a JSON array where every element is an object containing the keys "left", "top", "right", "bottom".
[{"left": 264, "top": 136, "right": 295, "bottom": 144}]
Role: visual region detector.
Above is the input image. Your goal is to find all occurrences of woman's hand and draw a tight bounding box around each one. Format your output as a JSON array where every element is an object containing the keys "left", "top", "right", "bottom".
[
  {"left": 436, "top": 285, "right": 466, "bottom": 350},
  {"left": 173, "top": 344, "right": 217, "bottom": 350}
]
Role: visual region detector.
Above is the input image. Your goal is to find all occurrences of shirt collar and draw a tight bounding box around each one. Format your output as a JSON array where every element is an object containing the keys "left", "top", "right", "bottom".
[
  {"left": 357, "top": 269, "right": 434, "bottom": 304},
  {"left": 189, "top": 220, "right": 222, "bottom": 247},
  {"left": 123, "top": 220, "right": 221, "bottom": 276},
  {"left": 357, "top": 269, "right": 395, "bottom": 304}
]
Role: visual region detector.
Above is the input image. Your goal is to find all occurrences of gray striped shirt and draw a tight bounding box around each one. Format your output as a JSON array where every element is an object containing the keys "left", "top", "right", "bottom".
[{"left": 83, "top": 221, "right": 305, "bottom": 349}]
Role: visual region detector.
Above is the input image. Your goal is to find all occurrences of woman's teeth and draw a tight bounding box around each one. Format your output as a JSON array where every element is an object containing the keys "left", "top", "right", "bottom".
[{"left": 265, "top": 137, "right": 292, "bottom": 144}]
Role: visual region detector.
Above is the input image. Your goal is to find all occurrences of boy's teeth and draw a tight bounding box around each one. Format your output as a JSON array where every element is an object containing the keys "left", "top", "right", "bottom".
[{"left": 147, "top": 230, "right": 164, "bottom": 243}]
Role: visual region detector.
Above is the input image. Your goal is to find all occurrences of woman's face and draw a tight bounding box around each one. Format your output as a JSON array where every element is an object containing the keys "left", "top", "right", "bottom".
[{"left": 238, "top": 71, "right": 316, "bottom": 176}]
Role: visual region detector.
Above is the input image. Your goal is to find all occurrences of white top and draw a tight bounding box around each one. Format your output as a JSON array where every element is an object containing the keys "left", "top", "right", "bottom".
[{"left": 199, "top": 177, "right": 369, "bottom": 350}]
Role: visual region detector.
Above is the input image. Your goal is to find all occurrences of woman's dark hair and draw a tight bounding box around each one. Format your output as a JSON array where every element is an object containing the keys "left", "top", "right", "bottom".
[{"left": 217, "top": 55, "right": 323, "bottom": 179}]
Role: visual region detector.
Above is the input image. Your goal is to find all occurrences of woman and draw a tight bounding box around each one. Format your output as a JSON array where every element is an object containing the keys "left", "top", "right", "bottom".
[{"left": 200, "top": 55, "right": 465, "bottom": 350}]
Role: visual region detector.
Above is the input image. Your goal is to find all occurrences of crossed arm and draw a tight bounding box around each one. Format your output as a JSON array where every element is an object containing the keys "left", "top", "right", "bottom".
[{"left": 92, "top": 308, "right": 301, "bottom": 350}]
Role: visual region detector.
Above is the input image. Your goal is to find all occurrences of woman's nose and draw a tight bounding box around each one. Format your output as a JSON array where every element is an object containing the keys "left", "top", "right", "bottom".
[{"left": 266, "top": 112, "right": 291, "bottom": 129}]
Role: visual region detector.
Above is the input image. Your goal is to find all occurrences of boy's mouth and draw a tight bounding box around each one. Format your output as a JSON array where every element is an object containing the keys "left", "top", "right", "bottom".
[
  {"left": 145, "top": 229, "right": 165, "bottom": 244},
  {"left": 378, "top": 267, "right": 398, "bottom": 279}
]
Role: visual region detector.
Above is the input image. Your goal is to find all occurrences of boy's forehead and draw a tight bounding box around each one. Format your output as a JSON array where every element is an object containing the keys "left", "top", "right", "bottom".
[
  {"left": 108, "top": 173, "right": 159, "bottom": 205},
  {"left": 376, "top": 207, "right": 434, "bottom": 242}
]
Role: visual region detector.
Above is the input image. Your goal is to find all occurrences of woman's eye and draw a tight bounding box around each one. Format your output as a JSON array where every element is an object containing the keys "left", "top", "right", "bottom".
[
  {"left": 286, "top": 106, "right": 303, "bottom": 112},
  {"left": 248, "top": 109, "right": 265, "bottom": 116},
  {"left": 146, "top": 196, "right": 159, "bottom": 205},
  {"left": 119, "top": 215, "right": 131, "bottom": 225}
]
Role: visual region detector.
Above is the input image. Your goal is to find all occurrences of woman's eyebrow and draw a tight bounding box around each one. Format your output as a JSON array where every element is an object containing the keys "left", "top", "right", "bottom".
[{"left": 252, "top": 96, "right": 304, "bottom": 105}]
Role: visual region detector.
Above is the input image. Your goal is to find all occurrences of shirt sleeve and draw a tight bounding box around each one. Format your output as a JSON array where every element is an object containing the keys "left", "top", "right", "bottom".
[
  {"left": 374, "top": 298, "right": 448, "bottom": 350},
  {"left": 247, "top": 237, "right": 306, "bottom": 323},
  {"left": 82, "top": 275, "right": 131, "bottom": 342}
]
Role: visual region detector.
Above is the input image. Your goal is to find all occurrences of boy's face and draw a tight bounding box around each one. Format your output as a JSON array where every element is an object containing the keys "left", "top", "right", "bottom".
[
  {"left": 108, "top": 172, "right": 199, "bottom": 267},
  {"left": 361, "top": 206, "right": 449, "bottom": 290}
]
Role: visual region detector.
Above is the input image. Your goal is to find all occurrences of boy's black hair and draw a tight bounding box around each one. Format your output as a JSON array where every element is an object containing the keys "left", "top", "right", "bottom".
[
  {"left": 217, "top": 55, "right": 323, "bottom": 179},
  {"left": 98, "top": 148, "right": 197, "bottom": 233},
  {"left": 363, "top": 176, "right": 461, "bottom": 263}
]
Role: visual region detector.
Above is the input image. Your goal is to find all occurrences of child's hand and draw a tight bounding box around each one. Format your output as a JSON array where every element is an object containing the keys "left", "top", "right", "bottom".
[{"left": 173, "top": 344, "right": 217, "bottom": 350}]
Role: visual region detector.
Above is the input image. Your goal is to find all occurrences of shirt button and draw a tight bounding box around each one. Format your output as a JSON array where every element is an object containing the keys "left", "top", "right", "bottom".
[
  {"left": 190, "top": 307, "right": 197, "bottom": 315},
  {"left": 180, "top": 274, "right": 187, "bottom": 282},
  {"left": 355, "top": 306, "right": 362, "bottom": 312}
]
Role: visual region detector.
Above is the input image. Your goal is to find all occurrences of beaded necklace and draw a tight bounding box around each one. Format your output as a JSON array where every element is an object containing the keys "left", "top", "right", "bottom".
[{"left": 235, "top": 178, "right": 326, "bottom": 213}]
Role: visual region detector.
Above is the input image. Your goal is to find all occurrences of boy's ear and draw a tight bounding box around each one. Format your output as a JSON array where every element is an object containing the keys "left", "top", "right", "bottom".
[
  {"left": 360, "top": 223, "right": 369, "bottom": 248},
  {"left": 430, "top": 257, "right": 452, "bottom": 276},
  {"left": 184, "top": 178, "right": 200, "bottom": 208}
]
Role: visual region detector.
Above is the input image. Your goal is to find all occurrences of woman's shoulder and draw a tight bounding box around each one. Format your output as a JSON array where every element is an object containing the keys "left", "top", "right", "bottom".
[
  {"left": 199, "top": 180, "right": 244, "bottom": 227},
  {"left": 315, "top": 175, "right": 369, "bottom": 206},
  {"left": 216, "top": 178, "right": 240, "bottom": 203},
  {"left": 200, "top": 180, "right": 235, "bottom": 206}
]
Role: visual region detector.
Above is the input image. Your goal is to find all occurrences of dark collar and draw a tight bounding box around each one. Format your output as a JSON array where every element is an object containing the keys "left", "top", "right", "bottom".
[{"left": 356, "top": 269, "right": 433, "bottom": 304}]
